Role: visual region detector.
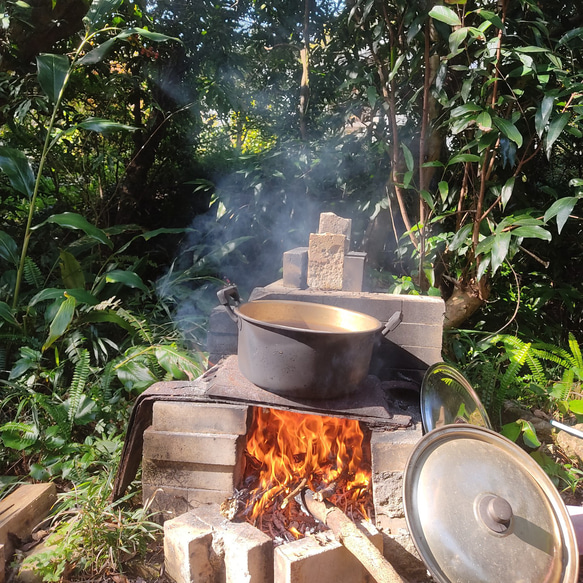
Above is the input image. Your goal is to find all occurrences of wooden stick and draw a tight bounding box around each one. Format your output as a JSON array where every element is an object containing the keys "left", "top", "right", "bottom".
[
  {"left": 302, "top": 489, "right": 409, "bottom": 583},
  {"left": 281, "top": 477, "right": 308, "bottom": 509}
]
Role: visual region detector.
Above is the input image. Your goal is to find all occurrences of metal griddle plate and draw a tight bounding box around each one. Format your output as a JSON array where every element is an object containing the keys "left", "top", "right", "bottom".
[
  {"left": 403, "top": 425, "right": 579, "bottom": 583},
  {"left": 420, "top": 362, "right": 492, "bottom": 432}
]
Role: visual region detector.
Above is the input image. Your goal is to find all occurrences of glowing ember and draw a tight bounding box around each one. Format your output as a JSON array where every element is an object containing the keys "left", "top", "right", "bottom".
[{"left": 235, "top": 407, "right": 373, "bottom": 538}]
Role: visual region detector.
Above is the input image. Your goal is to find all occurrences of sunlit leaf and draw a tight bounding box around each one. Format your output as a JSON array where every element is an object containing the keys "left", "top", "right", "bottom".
[
  {"left": 501, "top": 421, "right": 521, "bottom": 442},
  {"left": 449, "top": 223, "right": 473, "bottom": 252},
  {"left": 36, "top": 53, "right": 69, "bottom": 103},
  {"left": 155, "top": 345, "right": 204, "bottom": 380},
  {"left": 491, "top": 231, "right": 511, "bottom": 275},
  {"left": 78, "top": 38, "right": 116, "bottom": 65},
  {"left": 493, "top": 117, "right": 523, "bottom": 148},
  {"left": 535, "top": 95, "right": 554, "bottom": 139},
  {"left": 544, "top": 196, "right": 580, "bottom": 234},
  {"left": 105, "top": 269, "right": 148, "bottom": 292},
  {"left": 501, "top": 177, "right": 515, "bottom": 210},
  {"left": 77, "top": 117, "right": 137, "bottom": 135},
  {"left": 84, "top": 0, "right": 123, "bottom": 33},
  {"left": 43, "top": 294, "right": 76, "bottom": 351},
  {"left": 429, "top": 5, "right": 461, "bottom": 26},
  {"left": 511, "top": 226, "right": 552, "bottom": 241}
]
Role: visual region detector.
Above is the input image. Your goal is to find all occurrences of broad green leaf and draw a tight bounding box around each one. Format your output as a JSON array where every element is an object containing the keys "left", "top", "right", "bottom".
[
  {"left": 475, "top": 234, "right": 495, "bottom": 256},
  {"left": 155, "top": 345, "right": 204, "bottom": 380},
  {"left": 84, "top": 0, "right": 123, "bottom": 33},
  {"left": 105, "top": 269, "right": 148, "bottom": 292},
  {"left": 515, "top": 46, "right": 549, "bottom": 53},
  {"left": 449, "top": 27, "right": 469, "bottom": 53},
  {"left": 77, "top": 117, "right": 137, "bottom": 135},
  {"left": 558, "top": 27, "right": 583, "bottom": 47},
  {"left": 476, "top": 255, "right": 490, "bottom": 281},
  {"left": 366, "top": 86, "right": 377, "bottom": 108},
  {"left": 501, "top": 421, "right": 521, "bottom": 442},
  {"left": 491, "top": 231, "right": 511, "bottom": 275},
  {"left": 68, "top": 395, "right": 97, "bottom": 425},
  {"left": 451, "top": 102, "right": 482, "bottom": 118},
  {"left": 0, "top": 146, "right": 35, "bottom": 197},
  {"left": 0, "top": 301, "right": 19, "bottom": 327},
  {"left": 0, "top": 422, "right": 39, "bottom": 450},
  {"left": 77, "top": 38, "right": 116, "bottom": 65},
  {"left": 438, "top": 181, "right": 449, "bottom": 203},
  {"left": 429, "top": 5, "right": 461, "bottom": 26},
  {"left": 501, "top": 177, "right": 515, "bottom": 210},
  {"left": 544, "top": 196, "right": 580, "bottom": 234},
  {"left": 141, "top": 227, "right": 190, "bottom": 240},
  {"left": 36, "top": 54, "right": 69, "bottom": 103},
  {"left": 447, "top": 153, "right": 481, "bottom": 165},
  {"left": 30, "top": 288, "right": 98, "bottom": 306},
  {"left": 517, "top": 419, "right": 541, "bottom": 448},
  {"left": 568, "top": 399, "right": 583, "bottom": 415},
  {"left": 115, "top": 359, "right": 157, "bottom": 391},
  {"left": 476, "top": 111, "right": 492, "bottom": 131},
  {"left": 511, "top": 226, "right": 552, "bottom": 241},
  {"left": 449, "top": 223, "right": 473, "bottom": 252},
  {"left": 59, "top": 251, "right": 85, "bottom": 289},
  {"left": 535, "top": 95, "right": 554, "bottom": 138},
  {"left": 545, "top": 112, "right": 570, "bottom": 159},
  {"left": 0, "top": 230, "right": 19, "bottom": 265},
  {"left": 78, "top": 311, "right": 138, "bottom": 333},
  {"left": 43, "top": 294, "right": 76, "bottom": 351},
  {"left": 493, "top": 117, "right": 523, "bottom": 148},
  {"left": 401, "top": 143, "right": 414, "bottom": 172},
  {"left": 116, "top": 27, "right": 180, "bottom": 44},
  {"left": 9, "top": 347, "right": 41, "bottom": 380},
  {"left": 476, "top": 9, "right": 504, "bottom": 30},
  {"left": 32, "top": 212, "right": 113, "bottom": 248}
]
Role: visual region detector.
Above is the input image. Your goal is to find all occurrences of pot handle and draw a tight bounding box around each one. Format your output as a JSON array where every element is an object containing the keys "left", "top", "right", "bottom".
[
  {"left": 382, "top": 310, "right": 403, "bottom": 337},
  {"left": 217, "top": 284, "right": 242, "bottom": 323}
]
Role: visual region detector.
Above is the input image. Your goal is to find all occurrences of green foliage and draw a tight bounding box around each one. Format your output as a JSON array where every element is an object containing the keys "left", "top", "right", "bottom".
[{"left": 20, "top": 463, "right": 161, "bottom": 580}]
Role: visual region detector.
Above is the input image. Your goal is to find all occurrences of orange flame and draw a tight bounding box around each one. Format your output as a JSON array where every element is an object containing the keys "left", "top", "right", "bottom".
[{"left": 242, "top": 408, "right": 371, "bottom": 524}]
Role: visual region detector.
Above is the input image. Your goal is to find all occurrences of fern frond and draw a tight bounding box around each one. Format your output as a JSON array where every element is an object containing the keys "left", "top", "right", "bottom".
[
  {"left": 34, "top": 393, "right": 69, "bottom": 437},
  {"left": 568, "top": 333, "right": 583, "bottom": 370},
  {"left": 68, "top": 349, "right": 91, "bottom": 426},
  {"left": 523, "top": 351, "right": 547, "bottom": 387},
  {"left": 64, "top": 330, "right": 87, "bottom": 363},
  {"left": 23, "top": 257, "right": 43, "bottom": 290},
  {"left": 500, "top": 340, "right": 531, "bottom": 398},
  {"left": 116, "top": 308, "right": 153, "bottom": 344},
  {"left": 99, "top": 361, "right": 115, "bottom": 402}
]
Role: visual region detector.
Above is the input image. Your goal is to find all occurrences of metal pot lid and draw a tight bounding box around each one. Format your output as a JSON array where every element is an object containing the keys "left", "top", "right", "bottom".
[
  {"left": 403, "top": 425, "right": 579, "bottom": 583},
  {"left": 420, "top": 362, "right": 492, "bottom": 432}
]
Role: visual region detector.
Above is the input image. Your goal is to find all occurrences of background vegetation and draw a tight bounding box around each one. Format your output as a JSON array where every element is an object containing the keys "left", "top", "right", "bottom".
[{"left": 0, "top": 0, "right": 582, "bottom": 579}]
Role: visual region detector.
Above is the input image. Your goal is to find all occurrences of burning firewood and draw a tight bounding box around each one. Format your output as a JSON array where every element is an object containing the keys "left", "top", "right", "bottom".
[
  {"left": 302, "top": 489, "right": 409, "bottom": 583},
  {"left": 281, "top": 477, "right": 308, "bottom": 509}
]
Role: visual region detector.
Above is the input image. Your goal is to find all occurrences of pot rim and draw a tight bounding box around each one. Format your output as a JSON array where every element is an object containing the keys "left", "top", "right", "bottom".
[{"left": 235, "top": 299, "right": 383, "bottom": 335}]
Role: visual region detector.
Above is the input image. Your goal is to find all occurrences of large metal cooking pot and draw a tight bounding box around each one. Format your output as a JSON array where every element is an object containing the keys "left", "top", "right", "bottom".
[{"left": 217, "top": 285, "right": 402, "bottom": 400}]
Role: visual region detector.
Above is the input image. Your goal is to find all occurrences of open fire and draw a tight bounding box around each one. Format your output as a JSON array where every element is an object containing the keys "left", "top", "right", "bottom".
[{"left": 224, "top": 407, "right": 374, "bottom": 543}]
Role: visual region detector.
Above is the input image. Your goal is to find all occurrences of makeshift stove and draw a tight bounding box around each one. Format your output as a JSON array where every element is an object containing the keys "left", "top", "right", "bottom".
[{"left": 112, "top": 213, "right": 446, "bottom": 583}]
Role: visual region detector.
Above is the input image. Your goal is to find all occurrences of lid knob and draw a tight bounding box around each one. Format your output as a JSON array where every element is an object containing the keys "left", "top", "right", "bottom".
[{"left": 478, "top": 494, "right": 513, "bottom": 534}]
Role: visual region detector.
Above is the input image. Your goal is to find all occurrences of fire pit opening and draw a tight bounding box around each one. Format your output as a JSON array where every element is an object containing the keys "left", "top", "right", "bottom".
[{"left": 223, "top": 407, "right": 373, "bottom": 544}]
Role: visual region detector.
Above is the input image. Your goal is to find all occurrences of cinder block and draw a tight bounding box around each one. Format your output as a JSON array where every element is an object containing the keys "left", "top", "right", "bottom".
[
  {"left": 318, "top": 212, "right": 352, "bottom": 252},
  {"left": 371, "top": 426, "right": 423, "bottom": 533},
  {"left": 143, "top": 428, "right": 244, "bottom": 466},
  {"left": 152, "top": 402, "right": 249, "bottom": 435},
  {"left": 343, "top": 252, "right": 367, "bottom": 292},
  {"left": 283, "top": 247, "right": 308, "bottom": 289},
  {"left": 274, "top": 521, "right": 381, "bottom": 583},
  {"left": 399, "top": 294, "right": 445, "bottom": 324},
  {"left": 164, "top": 512, "right": 215, "bottom": 583},
  {"left": 307, "top": 233, "right": 345, "bottom": 291},
  {"left": 143, "top": 484, "right": 235, "bottom": 522},
  {"left": 384, "top": 322, "right": 442, "bottom": 348},
  {"left": 142, "top": 458, "right": 241, "bottom": 493},
  {"left": 193, "top": 504, "right": 274, "bottom": 583}
]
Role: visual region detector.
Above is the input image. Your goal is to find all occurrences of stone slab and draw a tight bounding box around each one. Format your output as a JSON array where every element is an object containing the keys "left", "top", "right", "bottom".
[
  {"left": 282, "top": 247, "right": 308, "bottom": 289},
  {"left": 143, "top": 428, "right": 244, "bottom": 466},
  {"left": 142, "top": 458, "right": 241, "bottom": 493},
  {"left": 307, "top": 233, "right": 345, "bottom": 291},
  {"left": 152, "top": 401, "right": 249, "bottom": 435},
  {"left": 274, "top": 520, "right": 381, "bottom": 583},
  {"left": 318, "top": 212, "right": 352, "bottom": 252}
]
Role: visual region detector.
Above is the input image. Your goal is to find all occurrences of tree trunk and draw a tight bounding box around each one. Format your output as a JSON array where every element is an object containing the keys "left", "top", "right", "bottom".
[{"left": 443, "top": 280, "right": 487, "bottom": 329}]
